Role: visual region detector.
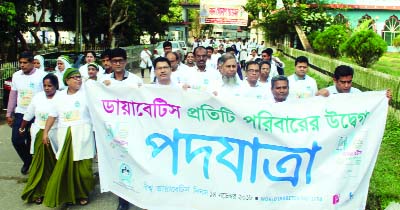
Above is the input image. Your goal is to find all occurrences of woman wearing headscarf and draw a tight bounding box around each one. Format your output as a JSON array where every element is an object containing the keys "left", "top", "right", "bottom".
[
  {"left": 42, "top": 68, "right": 95, "bottom": 207},
  {"left": 54, "top": 56, "right": 71, "bottom": 90},
  {"left": 20, "top": 74, "right": 59, "bottom": 204},
  {"left": 33, "top": 55, "right": 45, "bottom": 73}
]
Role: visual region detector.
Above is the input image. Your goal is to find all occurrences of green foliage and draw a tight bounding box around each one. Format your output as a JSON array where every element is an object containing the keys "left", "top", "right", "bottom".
[
  {"left": 354, "top": 19, "right": 374, "bottom": 33},
  {"left": 244, "top": 0, "right": 271, "bottom": 21},
  {"left": 307, "top": 31, "right": 321, "bottom": 48},
  {"left": 393, "top": 35, "right": 400, "bottom": 48},
  {"left": 313, "top": 25, "right": 349, "bottom": 58},
  {"left": 340, "top": 30, "right": 387, "bottom": 67},
  {"left": 161, "top": 0, "right": 184, "bottom": 23},
  {"left": 367, "top": 112, "right": 400, "bottom": 209},
  {"left": 257, "top": 0, "right": 334, "bottom": 43}
]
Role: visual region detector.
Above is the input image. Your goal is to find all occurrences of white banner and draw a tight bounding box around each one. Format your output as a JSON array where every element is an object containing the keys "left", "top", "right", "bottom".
[
  {"left": 86, "top": 82, "right": 388, "bottom": 210},
  {"left": 199, "top": 0, "right": 248, "bottom": 26}
]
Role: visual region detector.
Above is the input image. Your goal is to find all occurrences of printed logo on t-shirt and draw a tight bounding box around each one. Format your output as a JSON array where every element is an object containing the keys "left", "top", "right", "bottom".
[
  {"left": 19, "top": 90, "right": 33, "bottom": 107},
  {"left": 74, "top": 101, "right": 80, "bottom": 108},
  {"left": 38, "top": 112, "right": 49, "bottom": 127},
  {"left": 63, "top": 110, "right": 81, "bottom": 122}
]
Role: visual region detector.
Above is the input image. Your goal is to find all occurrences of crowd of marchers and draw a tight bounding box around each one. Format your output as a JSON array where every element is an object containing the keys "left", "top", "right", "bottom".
[{"left": 7, "top": 41, "right": 392, "bottom": 210}]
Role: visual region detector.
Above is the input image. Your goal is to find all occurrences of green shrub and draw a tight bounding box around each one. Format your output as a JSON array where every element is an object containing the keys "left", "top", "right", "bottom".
[
  {"left": 340, "top": 30, "right": 387, "bottom": 67},
  {"left": 313, "top": 25, "right": 349, "bottom": 58},
  {"left": 393, "top": 35, "right": 400, "bottom": 48}
]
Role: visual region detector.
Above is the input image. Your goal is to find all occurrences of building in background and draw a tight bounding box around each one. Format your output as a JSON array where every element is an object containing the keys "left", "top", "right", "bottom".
[{"left": 326, "top": 0, "right": 400, "bottom": 51}]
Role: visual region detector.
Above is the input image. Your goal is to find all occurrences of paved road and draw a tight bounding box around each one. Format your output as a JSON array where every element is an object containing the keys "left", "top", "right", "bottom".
[{"left": 0, "top": 67, "right": 149, "bottom": 210}]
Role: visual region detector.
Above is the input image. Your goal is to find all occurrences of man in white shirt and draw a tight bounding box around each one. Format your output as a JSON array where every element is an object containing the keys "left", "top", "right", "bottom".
[
  {"left": 102, "top": 48, "right": 143, "bottom": 87},
  {"left": 150, "top": 41, "right": 173, "bottom": 82},
  {"left": 6, "top": 51, "right": 46, "bottom": 174},
  {"left": 261, "top": 48, "right": 283, "bottom": 77},
  {"left": 271, "top": 75, "right": 290, "bottom": 103},
  {"left": 79, "top": 51, "right": 104, "bottom": 80},
  {"left": 287, "top": 56, "right": 318, "bottom": 99},
  {"left": 107, "top": 48, "right": 143, "bottom": 210},
  {"left": 317, "top": 65, "right": 361, "bottom": 95},
  {"left": 139, "top": 46, "right": 153, "bottom": 78},
  {"left": 316, "top": 65, "right": 393, "bottom": 100},
  {"left": 242, "top": 61, "right": 271, "bottom": 100},
  {"left": 185, "top": 46, "right": 220, "bottom": 90},
  {"left": 165, "top": 52, "right": 192, "bottom": 85}
]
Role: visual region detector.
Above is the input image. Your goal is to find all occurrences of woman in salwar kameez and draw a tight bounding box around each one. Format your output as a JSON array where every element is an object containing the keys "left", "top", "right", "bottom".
[
  {"left": 42, "top": 68, "right": 95, "bottom": 207},
  {"left": 20, "top": 74, "right": 59, "bottom": 204}
]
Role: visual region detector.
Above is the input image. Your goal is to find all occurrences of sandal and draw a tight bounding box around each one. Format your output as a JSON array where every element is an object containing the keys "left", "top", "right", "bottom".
[
  {"left": 79, "top": 198, "right": 89, "bottom": 206},
  {"left": 34, "top": 197, "right": 43, "bottom": 205}
]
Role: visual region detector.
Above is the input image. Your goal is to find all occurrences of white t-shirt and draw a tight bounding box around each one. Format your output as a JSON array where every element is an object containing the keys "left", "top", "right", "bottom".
[
  {"left": 186, "top": 67, "right": 221, "bottom": 91},
  {"left": 170, "top": 64, "right": 195, "bottom": 85},
  {"left": 100, "top": 71, "right": 143, "bottom": 87},
  {"left": 241, "top": 82, "right": 272, "bottom": 100},
  {"left": 23, "top": 91, "right": 59, "bottom": 129},
  {"left": 79, "top": 63, "right": 105, "bottom": 81},
  {"left": 11, "top": 69, "right": 45, "bottom": 114},
  {"left": 23, "top": 91, "right": 59, "bottom": 154},
  {"left": 49, "top": 88, "right": 92, "bottom": 127},
  {"left": 326, "top": 85, "right": 361, "bottom": 94},
  {"left": 288, "top": 74, "right": 318, "bottom": 99}
]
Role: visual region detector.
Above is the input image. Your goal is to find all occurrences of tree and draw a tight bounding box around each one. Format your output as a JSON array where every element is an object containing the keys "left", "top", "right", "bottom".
[
  {"left": 393, "top": 35, "right": 400, "bottom": 48},
  {"left": 0, "top": 1, "right": 17, "bottom": 60},
  {"left": 340, "top": 30, "right": 387, "bottom": 67},
  {"left": 313, "top": 24, "right": 349, "bottom": 58},
  {"left": 247, "top": 0, "right": 334, "bottom": 51}
]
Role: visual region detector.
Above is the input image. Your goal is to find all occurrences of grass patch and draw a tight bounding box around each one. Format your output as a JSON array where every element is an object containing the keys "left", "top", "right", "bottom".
[
  {"left": 278, "top": 54, "right": 400, "bottom": 209},
  {"left": 338, "top": 52, "right": 400, "bottom": 76},
  {"left": 367, "top": 111, "right": 400, "bottom": 209}
]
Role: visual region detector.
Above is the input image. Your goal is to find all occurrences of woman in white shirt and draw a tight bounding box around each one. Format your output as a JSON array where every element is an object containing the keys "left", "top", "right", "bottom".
[
  {"left": 20, "top": 74, "right": 59, "bottom": 204},
  {"left": 42, "top": 68, "right": 95, "bottom": 207}
]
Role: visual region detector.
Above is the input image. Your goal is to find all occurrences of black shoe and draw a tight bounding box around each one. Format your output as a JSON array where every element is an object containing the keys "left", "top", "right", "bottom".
[
  {"left": 21, "top": 164, "right": 29, "bottom": 175},
  {"left": 116, "top": 204, "right": 129, "bottom": 210}
]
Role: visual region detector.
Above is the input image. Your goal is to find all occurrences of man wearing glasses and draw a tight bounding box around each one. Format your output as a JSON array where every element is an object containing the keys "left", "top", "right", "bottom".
[
  {"left": 242, "top": 61, "right": 272, "bottom": 100},
  {"left": 101, "top": 48, "right": 143, "bottom": 87}
]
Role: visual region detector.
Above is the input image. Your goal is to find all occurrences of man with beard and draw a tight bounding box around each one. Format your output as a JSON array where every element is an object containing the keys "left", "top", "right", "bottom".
[{"left": 210, "top": 53, "right": 243, "bottom": 97}]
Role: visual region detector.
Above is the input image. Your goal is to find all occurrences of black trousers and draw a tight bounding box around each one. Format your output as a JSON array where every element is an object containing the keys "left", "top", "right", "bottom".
[{"left": 11, "top": 113, "right": 33, "bottom": 166}]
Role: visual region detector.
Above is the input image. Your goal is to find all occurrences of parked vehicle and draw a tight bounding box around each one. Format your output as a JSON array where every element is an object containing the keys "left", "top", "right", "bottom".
[{"left": 153, "top": 41, "right": 186, "bottom": 61}]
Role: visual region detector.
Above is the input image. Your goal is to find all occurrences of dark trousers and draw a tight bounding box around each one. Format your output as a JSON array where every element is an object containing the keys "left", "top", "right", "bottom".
[
  {"left": 11, "top": 113, "right": 33, "bottom": 166},
  {"left": 140, "top": 67, "right": 151, "bottom": 78},
  {"left": 119, "top": 197, "right": 130, "bottom": 207}
]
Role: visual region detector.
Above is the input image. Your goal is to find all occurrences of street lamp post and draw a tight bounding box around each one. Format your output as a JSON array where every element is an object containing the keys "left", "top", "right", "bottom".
[{"left": 75, "top": 0, "right": 82, "bottom": 52}]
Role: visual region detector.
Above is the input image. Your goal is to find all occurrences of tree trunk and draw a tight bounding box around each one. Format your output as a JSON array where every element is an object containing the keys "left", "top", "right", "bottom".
[
  {"left": 294, "top": 24, "right": 313, "bottom": 52},
  {"left": 281, "top": 0, "right": 314, "bottom": 52},
  {"left": 30, "top": 30, "right": 43, "bottom": 48},
  {"left": 16, "top": 31, "right": 29, "bottom": 51},
  {"left": 49, "top": 10, "right": 60, "bottom": 46}
]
